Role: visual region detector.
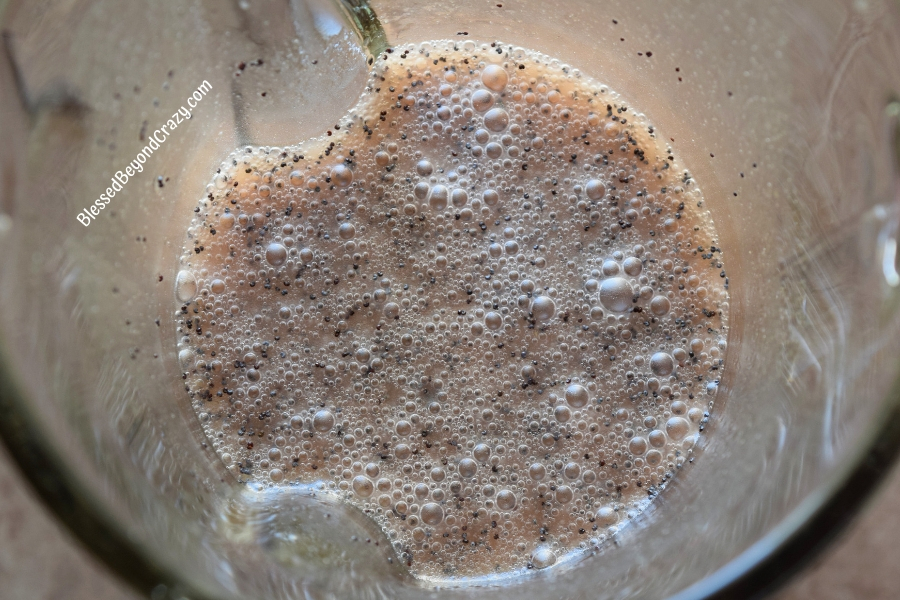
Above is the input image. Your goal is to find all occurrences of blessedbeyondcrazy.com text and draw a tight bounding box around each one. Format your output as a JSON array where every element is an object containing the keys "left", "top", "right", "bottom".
[{"left": 76, "top": 79, "right": 212, "bottom": 226}]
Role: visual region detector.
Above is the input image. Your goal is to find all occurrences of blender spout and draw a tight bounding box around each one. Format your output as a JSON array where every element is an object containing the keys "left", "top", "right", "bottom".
[
  {"left": 222, "top": 0, "right": 384, "bottom": 147},
  {"left": 328, "top": 0, "right": 389, "bottom": 58}
]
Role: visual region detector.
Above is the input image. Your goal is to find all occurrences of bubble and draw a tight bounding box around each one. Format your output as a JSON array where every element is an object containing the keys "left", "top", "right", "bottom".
[
  {"left": 628, "top": 437, "right": 648, "bottom": 456},
  {"left": 178, "top": 348, "right": 193, "bottom": 369},
  {"left": 563, "top": 462, "right": 581, "bottom": 479},
  {"left": 335, "top": 222, "right": 356, "bottom": 240},
  {"left": 471, "top": 89, "right": 495, "bottom": 112},
  {"left": 485, "top": 311, "right": 503, "bottom": 330},
  {"left": 650, "top": 352, "right": 675, "bottom": 376},
  {"left": 601, "top": 260, "right": 620, "bottom": 276},
  {"left": 313, "top": 409, "right": 335, "bottom": 432},
  {"left": 529, "top": 463, "right": 546, "bottom": 481},
  {"left": 421, "top": 502, "right": 444, "bottom": 525},
  {"left": 458, "top": 458, "right": 478, "bottom": 478},
  {"left": 484, "top": 108, "right": 510, "bottom": 132},
  {"left": 598, "top": 277, "right": 633, "bottom": 312},
  {"left": 650, "top": 296, "right": 671, "bottom": 316},
  {"left": 483, "top": 189, "right": 499, "bottom": 205},
  {"left": 429, "top": 185, "right": 449, "bottom": 210},
  {"left": 485, "top": 142, "right": 503, "bottom": 159},
  {"left": 299, "top": 247, "right": 314, "bottom": 263},
  {"left": 623, "top": 257, "right": 642, "bottom": 276},
  {"left": 559, "top": 385, "right": 588, "bottom": 410},
  {"left": 210, "top": 279, "right": 226, "bottom": 294},
  {"left": 555, "top": 485, "right": 574, "bottom": 503},
  {"left": 531, "top": 546, "right": 557, "bottom": 569},
  {"left": 416, "top": 160, "right": 434, "bottom": 176},
  {"left": 331, "top": 164, "right": 353, "bottom": 187},
  {"left": 666, "top": 417, "right": 690, "bottom": 441},
  {"left": 496, "top": 489, "right": 517, "bottom": 510},
  {"left": 481, "top": 65, "right": 509, "bottom": 91},
  {"left": 352, "top": 475, "right": 374, "bottom": 497},
  {"left": 384, "top": 302, "right": 400, "bottom": 318},
  {"left": 414, "top": 182, "right": 430, "bottom": 199},
  {"left": 265, "top": 243, "right": 288, "bottom": 266},
  {"left": 415, "top": 483, "right": 430, "bottom": 499},
  {"left": 531, "top": 296, "right": 556, "bottom": 321},
  {"left": 175, "top": 270, "right": 198, "bottom": 302},
  {"left": 473, "top": 443, "right": 491, "bottom": 462},
  {"left": 648, "top": 430, "right": 667, "bottom": 448},
  {"left": 554, "top": 405, "right": 571, "bottom": 422},
  {"left": 595, "top": 506, "right": 618, "bottom": 526},
  {"left": 270, "top": 468, "right": 284, "bottom": 482},
  {"left": 585, "top": 179, "right": 606, "bottom": 200},
  {"left": 451, "top": 189, "right": 469, "bottom": 207},
  {"left": 395, "top": 443, "right": 412, "bottom": 460}
]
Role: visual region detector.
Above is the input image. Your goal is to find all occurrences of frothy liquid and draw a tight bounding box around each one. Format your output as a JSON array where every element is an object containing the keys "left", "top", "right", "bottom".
[{"left": 175, "top": 40, "right": 728, "bottom": 580}]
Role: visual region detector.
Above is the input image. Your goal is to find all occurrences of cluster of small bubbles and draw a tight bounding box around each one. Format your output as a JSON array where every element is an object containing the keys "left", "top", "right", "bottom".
[{"left": 175, "top": 40, "right": 729, "bottom": 582}]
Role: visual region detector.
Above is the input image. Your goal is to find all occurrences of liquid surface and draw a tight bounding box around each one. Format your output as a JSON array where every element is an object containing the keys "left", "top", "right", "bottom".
[{"left": 175, "top": 40, "right": 728, "bottom": 580}]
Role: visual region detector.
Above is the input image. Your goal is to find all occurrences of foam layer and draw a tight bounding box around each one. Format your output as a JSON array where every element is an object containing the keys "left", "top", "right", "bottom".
[{"left": 175, "top": 40, "right": 729, "bottom": 580}]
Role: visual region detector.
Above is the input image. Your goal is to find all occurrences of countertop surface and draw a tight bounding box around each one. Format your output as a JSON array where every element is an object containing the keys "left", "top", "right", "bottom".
[{"left": 1, "top": 441, "right": 899, "bottom": 600}]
